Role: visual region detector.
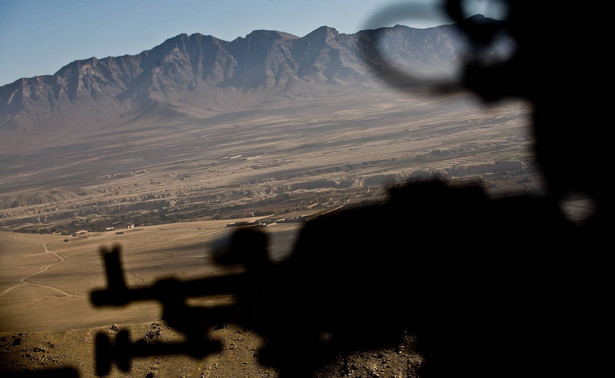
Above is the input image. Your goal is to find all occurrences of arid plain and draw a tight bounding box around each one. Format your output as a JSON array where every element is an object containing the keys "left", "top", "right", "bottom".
[
  {"left": 0, "top": 88, "right": 542, "bottom": 376},
  {"left": 0, "top": 89, "right": 538, "bottom": 234}
]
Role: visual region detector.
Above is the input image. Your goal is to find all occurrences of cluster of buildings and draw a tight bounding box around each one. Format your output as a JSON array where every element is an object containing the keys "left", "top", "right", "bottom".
[{"left": 225, "top": 216, "right": 306, "bottom": 229}]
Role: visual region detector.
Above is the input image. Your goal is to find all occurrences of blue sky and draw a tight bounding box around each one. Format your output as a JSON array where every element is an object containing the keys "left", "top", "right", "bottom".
[{"left": 0, "top": 0, "right": 459, "bottom": 87}]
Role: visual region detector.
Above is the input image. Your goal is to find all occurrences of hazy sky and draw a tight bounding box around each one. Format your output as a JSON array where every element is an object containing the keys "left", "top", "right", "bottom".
[{"left": 0, "top": 0, "right": 465, "bottom": 87}]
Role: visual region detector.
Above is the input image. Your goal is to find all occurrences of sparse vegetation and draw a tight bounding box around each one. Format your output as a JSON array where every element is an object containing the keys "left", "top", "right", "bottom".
[{"left": 0, "top": 92, "right": 536, "bottom": 235}]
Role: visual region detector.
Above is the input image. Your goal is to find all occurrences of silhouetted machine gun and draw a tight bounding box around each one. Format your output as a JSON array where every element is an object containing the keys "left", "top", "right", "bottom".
[
  {"left": 90, "top": 178, "right": 605, "bottom": 377},
  {"left": 89, "top": 229, "right": 267, "bottom": 376},
  {"left": 90, "top": 1, "right": 611, "bottom": 376}
]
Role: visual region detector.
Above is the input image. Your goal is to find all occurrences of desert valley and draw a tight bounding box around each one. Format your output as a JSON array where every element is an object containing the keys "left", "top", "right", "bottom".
[{"left": 0, "top": 20, "right": 555, "bottom": 376}]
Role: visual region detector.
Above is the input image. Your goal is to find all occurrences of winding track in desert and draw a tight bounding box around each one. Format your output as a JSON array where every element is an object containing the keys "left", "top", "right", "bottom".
[{"left": 0, "top": 242, "right": 75, "bottom": 298}]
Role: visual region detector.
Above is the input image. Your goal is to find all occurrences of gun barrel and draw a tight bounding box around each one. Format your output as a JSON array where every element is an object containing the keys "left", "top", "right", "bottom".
[{"left": 90, "top": 273, "right": 247, "bottom": 307}]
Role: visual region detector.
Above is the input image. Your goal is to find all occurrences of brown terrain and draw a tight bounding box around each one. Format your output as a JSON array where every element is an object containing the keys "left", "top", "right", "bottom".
[
  {"left": 0, "top": 218, "right": 423, "bottom": 377},
  {"left": 0, "top": 88, "right": 544, "bottom": 377},
  {"left": 0, "top": 23, "right": 542, "bottom": 236},
  {"left": 0, "top": 90, "right": 540, "bottom": 235},
  {"left": 0, "top": 22, "right": 558, "bottom": 377}
]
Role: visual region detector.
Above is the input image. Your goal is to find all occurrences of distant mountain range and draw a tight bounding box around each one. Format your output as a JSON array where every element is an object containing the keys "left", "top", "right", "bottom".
[
  {"left": 0, "top": 16, "right": 540, "bottom": 233},
  {"left": 0, "top": 20, "right": 475, "bottom": 132}
]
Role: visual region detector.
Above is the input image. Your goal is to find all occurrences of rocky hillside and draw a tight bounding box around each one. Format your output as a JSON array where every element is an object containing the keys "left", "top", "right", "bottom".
[{"left": 0, "top": 23, "right": 468, "bottom": 133}]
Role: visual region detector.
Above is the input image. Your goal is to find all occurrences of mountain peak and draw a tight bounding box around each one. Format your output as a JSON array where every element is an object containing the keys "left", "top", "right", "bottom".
[
  {"left": 242, "top": 29, "right": 299, "bottom": 41},
  {"left": 158, "top": 32, "right": 221, "bottom": 46},
  {"left": 305, "top": 26, "right": 339, "bottom": 37}
]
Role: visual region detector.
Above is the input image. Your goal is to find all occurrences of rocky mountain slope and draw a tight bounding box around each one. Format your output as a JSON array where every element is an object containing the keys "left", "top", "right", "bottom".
[
  {"left": 0, "top": 17, "right": 538, "bottom": 233},
  {"left": 0, "top": 23, "right": 467, "bottom": 133}
]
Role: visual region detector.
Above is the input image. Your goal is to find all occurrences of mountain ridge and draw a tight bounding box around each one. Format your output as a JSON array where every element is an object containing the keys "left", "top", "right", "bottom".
[
  {"left": 0, "top": 17, "right": 540, "bottom": 233},
  {"left": 0, "top": 23, "right": 469, "bottom": 133}
]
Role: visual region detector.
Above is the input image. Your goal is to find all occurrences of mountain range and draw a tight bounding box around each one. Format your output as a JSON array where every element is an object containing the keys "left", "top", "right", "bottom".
[
  {"left": 0, "top": 16, "right": 537, "bottom": 233},
  {"left": 0, "top": 21, "right": 469, "bottom": 133}
]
